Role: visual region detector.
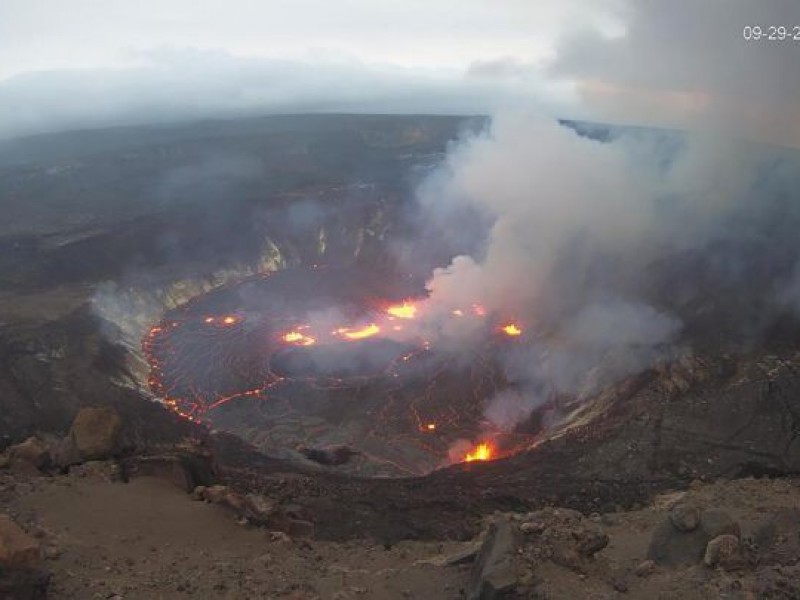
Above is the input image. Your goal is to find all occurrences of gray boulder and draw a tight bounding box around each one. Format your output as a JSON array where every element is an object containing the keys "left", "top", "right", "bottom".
[
  {"left": 469, "top": 521, "right": 520, "bottom": 600},
  {"left": 648, "top": 508, "right": 739, "bottom": 566}
]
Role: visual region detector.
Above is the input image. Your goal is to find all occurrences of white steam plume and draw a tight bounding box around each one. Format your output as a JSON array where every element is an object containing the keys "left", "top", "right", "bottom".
[{"left": 410, "top": 111, "right": 800, "bottom": 433}]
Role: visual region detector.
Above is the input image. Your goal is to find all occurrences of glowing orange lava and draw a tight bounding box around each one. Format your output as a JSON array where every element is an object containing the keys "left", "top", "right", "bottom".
[
  {"left": 426, "top": 423, "right": 436, "bottom": 431},
  {"left": 464, "top": 442, "right": 493, "bottom": 462},
  {"left": 222, "top": 315, "right": 240, "bottom": 326},
  {"left": 283, "top": 330, "right": 317, "bottom": 346},
  {"left": 386, "top": 302, "right": 417, "bottom": 319},
  {"left": 337, "top": 323, "right": 380, "bottom": 340},
  {"left": 501, "top": 323, "right": 522, "bottom": 336}
]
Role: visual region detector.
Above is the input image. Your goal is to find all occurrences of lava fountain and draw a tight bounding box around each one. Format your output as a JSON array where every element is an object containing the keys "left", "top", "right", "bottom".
[{"left": 464, "top": 442, "right": 494, "bottom": 462}]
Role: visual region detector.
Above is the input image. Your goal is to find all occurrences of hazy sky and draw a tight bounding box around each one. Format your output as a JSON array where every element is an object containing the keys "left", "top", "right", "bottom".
[
  {"left": 1, "top": 0, "right": 797, "bottom": 143},
  {"left": 0, "top": 0, "right": 622, "bottom": 77}
]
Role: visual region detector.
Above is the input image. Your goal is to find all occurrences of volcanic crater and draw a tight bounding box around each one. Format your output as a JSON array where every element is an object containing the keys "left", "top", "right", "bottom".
[
  {"left": 142, "top": 263, "right": 537, "bottom": 477},
  {"left": 5, "top": 114, "right": 800, "bottom": 550}
]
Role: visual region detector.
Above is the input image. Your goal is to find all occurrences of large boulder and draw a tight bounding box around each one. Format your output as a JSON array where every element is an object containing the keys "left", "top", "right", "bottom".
[
  {"left": 7, "top": 437, "right": 50, "bottom": 470},
  {"left": 669, "top": 503, "right": 700, "bottom": 532},
  {"left": 47, "top": 434, "right": 82, "bottom": 469},
  {"left": 0, "top": 514, "right": 40, "bottom": 569},
  {"left": 573, "top": 527, "right": 609, "bottom": 557},
  {"left": 468, "top": 520, "right": 520, "bottom": 600},
  {"left": 648, "top": 507, "right": 740, "bottom": 566},
  {"left": 0, "top": 515, "right": 49, "bottom": 600},
  {"left": 69, "top": 406, "right": 122, "bottom": 460},
  {"left": 704, "top": 534, "right": 741, "bottom": 569}
]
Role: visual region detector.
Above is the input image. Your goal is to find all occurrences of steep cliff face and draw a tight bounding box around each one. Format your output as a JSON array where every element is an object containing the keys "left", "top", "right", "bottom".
[
  {"left": 0, "top": 303, "right": 200, "bottom": 449},
  {"left": 92, "top": 188, "right": 396, "bottom": 368},
  {"left": 91, "top": 237, "right": 287, "bottom": 382},
  {"left": 0, "top": 186, "right": 400, "bottom": 446},
  {"left": 534, "top": 350, "right": 800, "bottom": 482}
]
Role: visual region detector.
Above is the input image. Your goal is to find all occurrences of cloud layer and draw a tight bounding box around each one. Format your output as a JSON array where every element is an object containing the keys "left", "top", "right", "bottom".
[
  {"left": 0, "top": 49, "right": 565, "bottom": 140},
  {"left": 551, "top": 0, "right": 800, "bottom": 145}
]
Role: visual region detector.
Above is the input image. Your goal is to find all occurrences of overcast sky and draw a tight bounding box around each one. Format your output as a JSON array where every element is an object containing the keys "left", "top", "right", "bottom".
[{"left": 1, "top": 0, "right": 797, "bottom": 143}]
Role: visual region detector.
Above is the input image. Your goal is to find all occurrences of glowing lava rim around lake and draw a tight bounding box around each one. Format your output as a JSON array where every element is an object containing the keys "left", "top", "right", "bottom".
[{"left": 142, "top": 266, "right": 532, "bottom": 472}]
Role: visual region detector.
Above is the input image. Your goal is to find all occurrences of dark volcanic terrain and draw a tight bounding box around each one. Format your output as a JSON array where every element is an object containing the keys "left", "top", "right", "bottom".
[{"left": 3, "top": 114, "right": 800, "bottom": 599}]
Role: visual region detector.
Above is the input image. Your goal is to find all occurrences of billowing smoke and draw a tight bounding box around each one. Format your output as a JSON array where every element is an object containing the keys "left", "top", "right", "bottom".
[{"left": 406, "top": 112, "right": 800, "bottom": 434}]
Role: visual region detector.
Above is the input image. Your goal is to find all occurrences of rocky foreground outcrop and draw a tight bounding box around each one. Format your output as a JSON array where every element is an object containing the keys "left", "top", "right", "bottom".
[
  {"left": 460, "top": 478, "right": 800, "bottom": 599},
  {"left": 4, "top": 411, "right": 800, "bottom": 598},
  {"left": 0, "top": 513, "right": 49, "bottom": 599}
]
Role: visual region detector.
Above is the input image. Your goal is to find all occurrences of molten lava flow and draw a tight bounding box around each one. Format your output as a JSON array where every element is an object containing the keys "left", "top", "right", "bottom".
[
  {"left": 386, "top": 302, "right": 417, "bottom": 320},
  {"left": 283, "top": 330, "right": 317, "bottom": 346},
  {"left": 337, "top": 323, "right": 380, "bottom": 340},
  {"left": 464, "top": 442, "right": 494, "bottom": 462},
  {"left": 141, "top": 266, "right": 545, "bottom": 476}
]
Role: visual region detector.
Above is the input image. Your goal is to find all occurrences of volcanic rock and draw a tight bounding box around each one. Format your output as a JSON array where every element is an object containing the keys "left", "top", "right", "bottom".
[
  {"left": 0, "top": 514, "right": 40, "bottom": 569},
  {"left": 221, "top": 491, "right": 246, "bottom": 513},
  {"left": 124, "top": 454, "right": 208, "bottom": 492},
  {"left": 572, "top": 527, "right": 609, "bottom": 557},
  {"left": 287, "top": 519, "right": 315, "bottom": 539},
  {"left": 68, "top": 460, "right": 120, "bottom": 481},
  {"left": 242, "top": 493, "right": 278, "bottom": 525},
  {"left": 8, "top": 437, "right": 50, "bottom": 470},
  {"left": 198, "top": 485, "right": 279, "bottom": 526},
  {"left": 0, "top": 515, "right": 49, "bottom": 599},
  {"left": 299, "top": 445, "right": 360, "bottom": 466},
  {"left": 416, "top": 540, "right": 485, "bottom": 567},
  {"left": 634, "top": 559, "right": 655, "bottom": 577},
  {"left": 47, "top": 435, "right": 81, "bottom": 469},
  {"left": 267, "top": 531, "right": 292, "bottom": 544},
  {"left": 468, "top": 520, "right": 519, "bottom": 600},
  {"left": 669, "top": 502, "right": 700, "bottom": 532},
  {"left": 754, "top": 564, "right": 800, "bottom": 598},
  {"left": 752, "top": 507, "right": 800, "bottom": 550},
  {"left": 701, "top": 509, "right": 740, "bottom": 540},
  {"left": 519, "top": 520, "right": 546, "bottom": 535},
  {"left": 202, "top": 484, "right": 231, "bottom": 504},
  {"left": 647, "top": 508, "right": 740, "bottom": 566},
  {"left": 69, "top": 406, "right": 122, "bottom": 460},
  {"left": 609, "top": 572, "right": 629, "bottom": 593},
  {"left": 550, "top": 546, "right": 583, "bottom": 573},
  {"left": 703, "top": 534, "right": 741, "bottom": 569},
  {"left": 0, "top": 568, "right": 51, "bottom": 600}
]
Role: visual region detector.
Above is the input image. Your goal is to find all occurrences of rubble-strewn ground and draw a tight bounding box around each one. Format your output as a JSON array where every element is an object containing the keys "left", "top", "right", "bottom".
[
  {"left": 3, "top": 471, "right": 470, "bottom": 599},
  {"left": 4, "top": 460, "right": 800, "bottom": 599}
]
